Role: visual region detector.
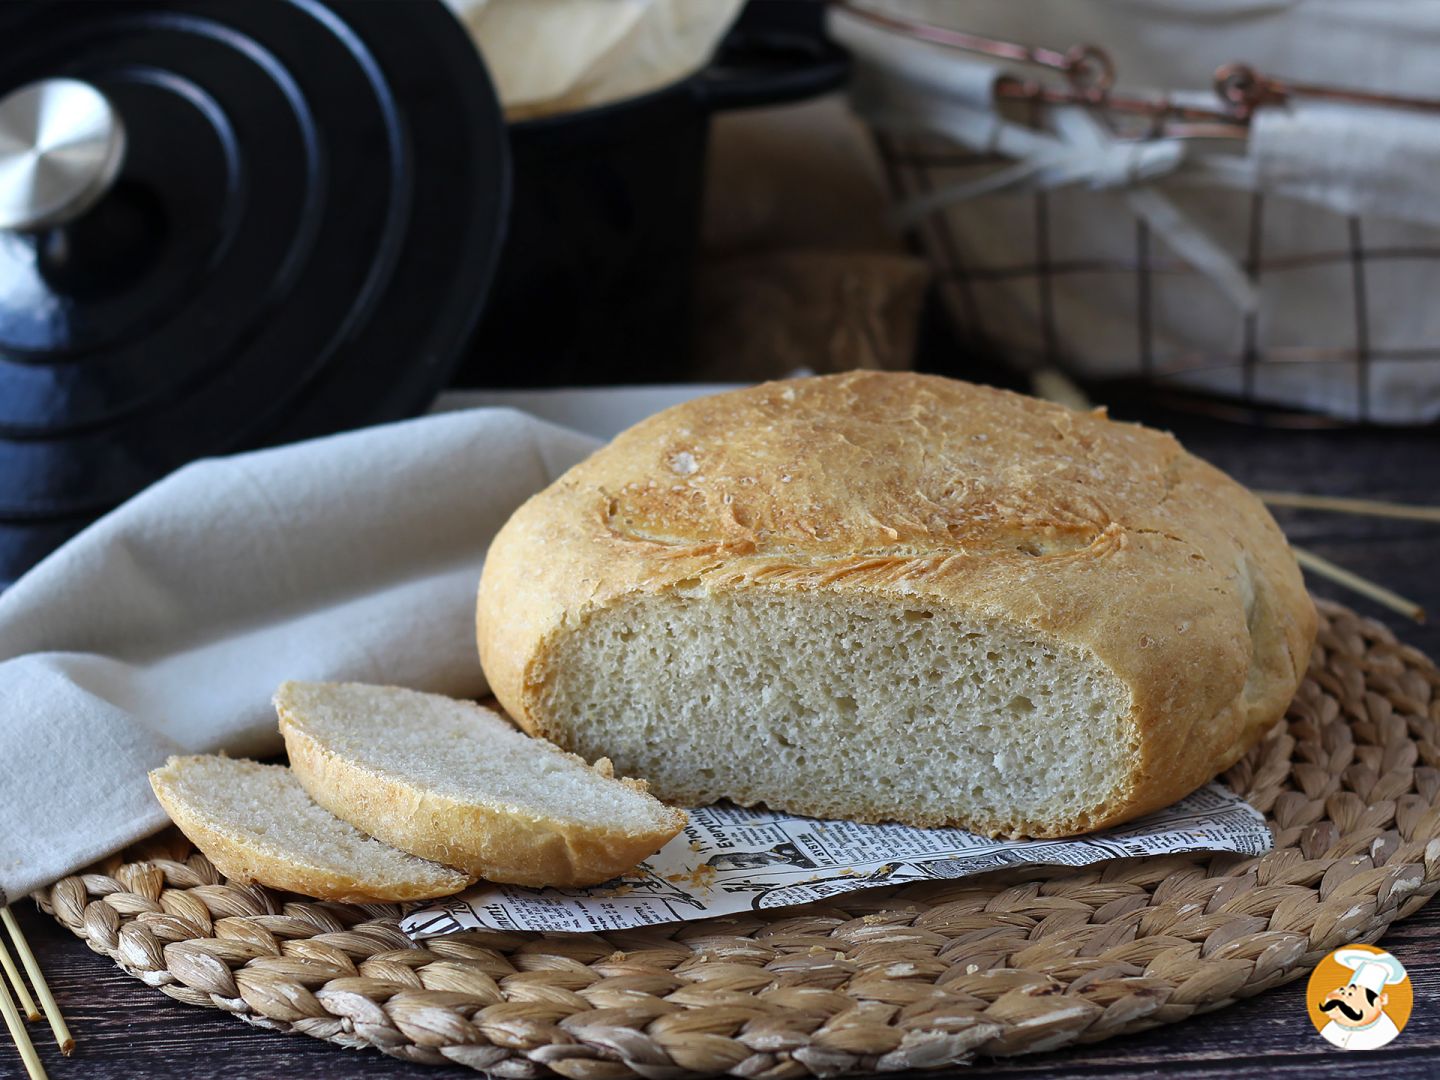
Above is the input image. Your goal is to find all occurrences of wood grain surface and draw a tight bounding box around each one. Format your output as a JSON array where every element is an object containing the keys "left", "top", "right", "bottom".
[{"left": 8, "top": 407, "right": 1440, "bottom": 1080}]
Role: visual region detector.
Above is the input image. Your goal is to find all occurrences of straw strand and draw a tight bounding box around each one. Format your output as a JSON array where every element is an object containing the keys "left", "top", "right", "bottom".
[
  {"left": 1292, "top": 545, "right": 1426, "bottom": 623},
  {"left": 0, "top": 910, "right": 72, "bottom": 1056},
  {"left": 0, "top": 931, "right": 39, "bottom": 1023},
  {"left": 0, "top": 964, "right": 46, "bottom": 1080},
  {"left": 1259, "top": 490, "right": 1440, "bottom": 524}
]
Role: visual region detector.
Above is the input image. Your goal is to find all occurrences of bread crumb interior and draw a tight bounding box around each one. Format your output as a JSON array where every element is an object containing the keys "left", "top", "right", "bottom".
[{"left": 542, "top": 589, "right": 1135, "bottom": 829}]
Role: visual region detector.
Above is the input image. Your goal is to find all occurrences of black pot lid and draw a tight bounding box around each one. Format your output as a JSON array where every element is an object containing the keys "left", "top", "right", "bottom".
[{"left": 0, "top": 0, "right": 509, "bottom": 586}]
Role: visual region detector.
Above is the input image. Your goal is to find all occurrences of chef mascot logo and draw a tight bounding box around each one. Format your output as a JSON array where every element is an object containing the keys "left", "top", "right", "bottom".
[{"left": 1307, "top": 945, "right": 1412, "bottom": 1051}]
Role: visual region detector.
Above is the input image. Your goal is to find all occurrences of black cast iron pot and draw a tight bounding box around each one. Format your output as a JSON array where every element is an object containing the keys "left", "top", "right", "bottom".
[{"left": 455, "top": 0, "right": 849, "bottom": 388}]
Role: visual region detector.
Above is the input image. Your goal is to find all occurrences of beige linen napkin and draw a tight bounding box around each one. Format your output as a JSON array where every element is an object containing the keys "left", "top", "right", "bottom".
[{"left": 0, "top": 406, "right": 604, "bottom": 905}]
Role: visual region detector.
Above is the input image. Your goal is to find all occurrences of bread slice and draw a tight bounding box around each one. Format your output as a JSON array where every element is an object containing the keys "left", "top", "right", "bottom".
[
  {"left": 477, "top": 372, "right": 1317, "bottom": 837},
  {"left": 276, "top": 681, "right": 687, "bottom": 887},
  {"left": 148, "top": 756, "right": 474, "bottom": 902}
]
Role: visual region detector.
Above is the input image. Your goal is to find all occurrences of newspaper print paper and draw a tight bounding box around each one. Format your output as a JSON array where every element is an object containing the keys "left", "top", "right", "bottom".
[{"left": 402, "top": 784, "right": 1270, "bottom": 937}]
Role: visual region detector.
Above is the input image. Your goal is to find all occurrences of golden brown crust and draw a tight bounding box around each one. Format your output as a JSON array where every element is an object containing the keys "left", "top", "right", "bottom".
[
  {"left": 279, "top": 709, "right": 686, "bottom": 889},
  {"left": 148, "top": 766, "right": 473, "bottom": 903},
  {"left": 478, "top": 372, "right": 1317, "bottom": 835}
]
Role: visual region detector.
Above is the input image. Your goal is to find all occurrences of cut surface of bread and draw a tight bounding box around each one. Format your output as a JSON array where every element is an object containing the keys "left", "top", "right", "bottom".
[
  {"left": 478, "top": 371, "right": 1317, "bottom": 837},
  {"left": 542, "top": 590, "right": 1133, "bottom": 830},
  {"left": 276, "top": 681, "right": 687, "bottom": 887},
  {"left": 148, "top": 756, "right": 473, "bottom": 902}
]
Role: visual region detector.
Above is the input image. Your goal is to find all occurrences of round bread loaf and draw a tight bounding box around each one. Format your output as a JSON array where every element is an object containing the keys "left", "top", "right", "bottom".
[{"left": 478, "top": 372, "right": 1316, "bottom": 837}]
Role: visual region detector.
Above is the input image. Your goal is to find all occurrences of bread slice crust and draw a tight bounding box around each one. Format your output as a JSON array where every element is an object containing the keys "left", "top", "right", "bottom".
[
  {"left": 149, "top": 756, "right": 474, "bottom": 903},
  {"left": 477, "top": 372, "right": 1317, "bottom": 836},
  {"left": 277, "top": 682, "right": 687, "bottom": 888}
]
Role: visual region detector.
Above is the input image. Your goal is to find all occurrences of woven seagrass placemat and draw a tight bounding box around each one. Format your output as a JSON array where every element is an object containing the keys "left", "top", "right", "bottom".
[{"left": 35, "top": 599, "right": 1440, "bottom": 1076}]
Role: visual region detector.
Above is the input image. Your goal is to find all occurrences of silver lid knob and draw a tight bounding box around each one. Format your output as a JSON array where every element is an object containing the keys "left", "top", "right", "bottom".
[{"left": 0, "top": 78, "right": 126, "bottom": 231}]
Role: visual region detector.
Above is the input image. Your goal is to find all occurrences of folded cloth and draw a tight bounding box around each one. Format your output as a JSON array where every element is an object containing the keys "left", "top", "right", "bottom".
[
  {"left": 1250, "top": 102, "right": 1440, "bottom": 230},
  {"left": 0, "top": 406, "right": 603, "bottom": 905},
  {"left": 442, "top": 0, "right": 744, "bottom": 120}
]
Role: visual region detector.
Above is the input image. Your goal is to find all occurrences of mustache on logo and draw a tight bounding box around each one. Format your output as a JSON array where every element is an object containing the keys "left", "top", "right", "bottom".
[{"left": 1320, "top": 999, "right": 1365, "bottom": 1022}]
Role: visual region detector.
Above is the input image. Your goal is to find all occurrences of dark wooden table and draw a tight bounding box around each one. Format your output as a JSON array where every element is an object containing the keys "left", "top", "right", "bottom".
[{"left": 10, "top": 409, "right": 1440, "bottom": 1080}]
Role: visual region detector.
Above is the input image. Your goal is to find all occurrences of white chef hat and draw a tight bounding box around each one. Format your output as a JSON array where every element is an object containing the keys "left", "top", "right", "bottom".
[{"left": 1334, "top": 949, "right": 1407, "bottom": 995}]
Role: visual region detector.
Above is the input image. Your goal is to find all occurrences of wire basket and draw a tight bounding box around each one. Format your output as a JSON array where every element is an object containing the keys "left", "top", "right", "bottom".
[{"left": 831, "top": 1, "right": 1440, "bottom": 425}]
